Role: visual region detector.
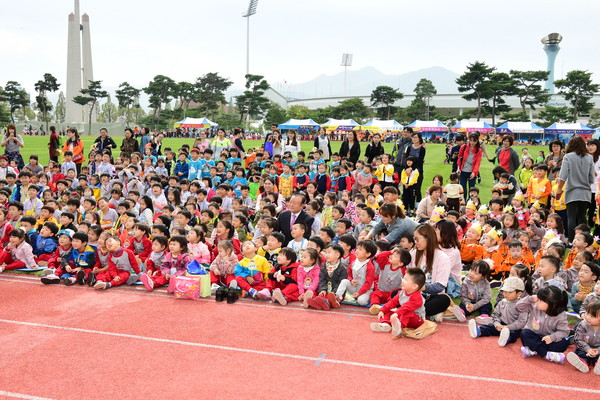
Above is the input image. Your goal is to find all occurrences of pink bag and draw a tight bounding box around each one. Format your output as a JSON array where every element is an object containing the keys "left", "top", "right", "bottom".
[{"left": 174, "top": 276, "right": 201, "bottom": 300}]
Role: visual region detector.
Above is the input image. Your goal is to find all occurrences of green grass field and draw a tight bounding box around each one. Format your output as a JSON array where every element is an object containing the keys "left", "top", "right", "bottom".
[{"left": 18, "top": 135, "right": 546, "bottom": 203}]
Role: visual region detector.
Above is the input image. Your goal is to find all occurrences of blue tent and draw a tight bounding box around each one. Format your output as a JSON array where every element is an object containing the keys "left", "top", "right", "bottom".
[
  {"left": 544, "top": 122, "right": 595, "bottom": 142},
  {"left": 278, "top": 119, "right": 320, "bottom": 130}
]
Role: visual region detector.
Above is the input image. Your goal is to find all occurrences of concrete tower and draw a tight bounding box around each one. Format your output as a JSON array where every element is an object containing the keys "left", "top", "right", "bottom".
[
  {"left": 541, "top": 33, "right": 562, "bottom": 94},
  {"left": 65, "top": 0, "right": 94, "bottom": 124}
]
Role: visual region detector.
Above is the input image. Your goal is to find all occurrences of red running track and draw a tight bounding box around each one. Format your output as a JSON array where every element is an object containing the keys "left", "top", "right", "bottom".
[{"left": 0, "top": 274, "right": 597, "bottom": 400}]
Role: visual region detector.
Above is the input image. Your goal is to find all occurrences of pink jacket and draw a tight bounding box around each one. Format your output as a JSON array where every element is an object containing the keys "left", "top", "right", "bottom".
[
  {"left": 296, "top": 264, "right": 320, "bottom": 294},
  {"left": 189, "top": 242, "right": 211, "bottom": 264},
  {"left": 10, "top": 241, "right": 36, "bottom": 269}
]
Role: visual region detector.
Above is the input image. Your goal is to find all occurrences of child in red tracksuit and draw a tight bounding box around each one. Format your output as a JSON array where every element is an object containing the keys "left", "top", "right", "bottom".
[
  {"left": 257, "top": 247, "right": 299, "bottom": 306},
  {"left": 369, "top": 247, "right": 411, "bottom": 315},
  {"left": 43, "top": 229, "right": 73, "bottom": 275},
  {"left": 161, "top": 236, "right": 192, "bottom": 294},
  {"left": 127, "top": 223, "right": 152, "bottom": 265},
  {"left": 331, "top": 240, "right": 378, "bottom": 306},
  {"left": 0, "top": 208, "right": 14, "bottom": 248},
  {"left": 42, "top": 231, "right": 96, "bottom": 285},
  {"left": 209, "top": 239, "right": 238, "bottom": 289},
  {"left": 93, "top": 235, "right": 140, "bottom": 290},
  {"left": 90, "top": 231, "right": 111, "bottom": 285},
  {"left": 140, "top": 235, "right": 168, "bottom": 291},
  {"left": 371, "top": 268, "right": 427, "bottom": 338}
]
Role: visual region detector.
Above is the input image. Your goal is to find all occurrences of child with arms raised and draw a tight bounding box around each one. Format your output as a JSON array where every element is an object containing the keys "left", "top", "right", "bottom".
[{"left": 370, "top": 268, "right": 427, "bottom": 339}]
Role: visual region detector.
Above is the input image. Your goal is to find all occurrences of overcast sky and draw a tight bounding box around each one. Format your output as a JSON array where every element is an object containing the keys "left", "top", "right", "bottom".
[{"left": 2, "top": 0, "right": 599, "bottom": 100}]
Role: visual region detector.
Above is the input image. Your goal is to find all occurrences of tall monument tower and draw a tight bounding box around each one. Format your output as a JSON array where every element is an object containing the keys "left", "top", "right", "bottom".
[
  {"left": 541, "top": 33, "right": 562, "bottom": 94},
  {"left": 65, "top": 0, "right": 94, "bottom": 124}
]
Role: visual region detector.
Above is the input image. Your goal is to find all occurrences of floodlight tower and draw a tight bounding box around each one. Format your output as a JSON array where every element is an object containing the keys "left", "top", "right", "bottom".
[
  {"left": 341, "top": 53, "right": 353, "bottom": 96},
  {"left": 243, "top": 0, "right": 259, "bottom": 76},
  {"left": 541, "top": 33, "right": 562, "bottom": 94}
]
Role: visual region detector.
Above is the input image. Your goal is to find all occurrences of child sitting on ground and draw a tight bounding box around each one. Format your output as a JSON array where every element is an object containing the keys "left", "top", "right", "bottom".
[
  {"left": 370, "top": 268, "right": 427, "bottom": 339},
  {"left": 259, "top": 247, "right": 299, "bottom": 306},
  {"left": 532, "top": 255, "right": 566, "bottom": 294},
  {"left": 233, "top": 240, "right": 270, "bottom": 299},
  {"left": 581, "top": 281, "right": 600, "bottom": 318},
  {"left": 93, "top": 235, "right": 140, "bottom": 290},
  {"left": 331, "top": 239, "right": 377, "bottom": 307},
  {"left": 297, "top": 248, "right": 321, "bottom": 306},
  {"left": 0, "top": 229, "right": 36, "bottom": 273},
  {"left": 305, "top": 243, "right": 347, "bottom": 310},
  {"left": 369, "top": 247, "right": 411, "bottom": 315},
  {"left": 517, "top": 285, "right": 570, "bottom": 364},
  {"left": 569, "top": 261, "right": 600, "bottom": 314},
  {"left": 468, "top": 276, "right": 527, "bottom": 347},
  {"left": 209, "top": 239, "right": 238, "bottom": 293},
  {"left": 567, "top": 300, "right": 600, "bottom": 374},
  {"left": 139, "top": 235, "right": 168, "bottom": 291},
  {"left": 459, "top": 260, "right": 493, "bottom": 320}
]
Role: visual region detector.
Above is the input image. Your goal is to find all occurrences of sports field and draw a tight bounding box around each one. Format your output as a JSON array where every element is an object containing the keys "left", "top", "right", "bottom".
[
  {"left": 0, "top": 274, "right": 597, "bottom": 400},
  {"left": 18, "top": 135, "right": 546, "bottom": 203}
]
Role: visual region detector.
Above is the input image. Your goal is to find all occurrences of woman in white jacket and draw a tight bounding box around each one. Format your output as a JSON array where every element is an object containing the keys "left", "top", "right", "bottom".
[{"left": 283, "top": 129, "right": 302, "bottom": 155}]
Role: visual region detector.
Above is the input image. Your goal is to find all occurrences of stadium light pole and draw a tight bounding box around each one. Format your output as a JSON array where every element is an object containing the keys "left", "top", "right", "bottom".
[{"left": 243, "top": 0, "right": 259, "bottom": 77}]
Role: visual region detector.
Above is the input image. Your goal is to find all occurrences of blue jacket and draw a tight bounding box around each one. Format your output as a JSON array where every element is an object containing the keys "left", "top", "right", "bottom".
[
  {"left": 34, "top": 235, "right": 58, "bottom": 256},
  {"left": 173, "top": 161, "right": 189, "bottom": 178},
  {"left": 68, "top": 244, "right": 97, "bottom": 270}
]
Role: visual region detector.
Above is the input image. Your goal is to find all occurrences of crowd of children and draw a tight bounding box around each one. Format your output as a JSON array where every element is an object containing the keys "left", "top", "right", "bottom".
[{"left": 0, "top": 127, "right": 599, "bottom": 375}]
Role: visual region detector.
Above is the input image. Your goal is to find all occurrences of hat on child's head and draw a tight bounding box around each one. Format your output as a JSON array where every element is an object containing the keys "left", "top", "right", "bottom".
[
  {"left": 503, "top": 205, "right": 514, "bottom": 214},
  {"left": 500, "top": 276, "right": 525, "bottom": 292},
  {"left": 470, "top": 223, "right": 483, "bottom": 237},
  {"left": 57, "top": 229, "right": 74, "bottom": 239},
  {"left": 543, "top": 231, "right": 557, "bottom": 241},
  {"left": 531, "top": 200, "right": 541, "bottom": 210},
  {"left": 478, "top": 204, "right": 489, "bottom": 215},
  {"left": 513, "top": 192, "right": 525, "bottom": 203},
  {"left": 430, "top": 206, "right": 445, "bottom": 223},
  {"left": 486, "top": 228, "right": 501, "bottom": 243},
  {"left": 466, "top": 201, "right": 477, "bottom": 212}
]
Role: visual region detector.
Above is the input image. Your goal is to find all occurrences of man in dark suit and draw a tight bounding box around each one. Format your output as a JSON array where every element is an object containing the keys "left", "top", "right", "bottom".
[{"left": 278, "top": 193, "right": 314, "bottom": 244}]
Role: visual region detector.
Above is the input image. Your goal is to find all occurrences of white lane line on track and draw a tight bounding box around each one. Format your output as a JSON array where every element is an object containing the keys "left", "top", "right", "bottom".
[
  {"left": 0, "top": 390, "right": 55, "bottom": 400},
  {"left": 0, "top": 318, "right": 597, "bottom": 395}
]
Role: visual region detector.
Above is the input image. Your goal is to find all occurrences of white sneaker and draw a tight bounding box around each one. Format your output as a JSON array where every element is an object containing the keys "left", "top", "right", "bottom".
[
  {"left": 272, "top": 289, "right": 287, "bottom": 306},
  {"left": 452, "top": 305, "right": 467, "bottom": 322},
  {"left": 390, "top": 314, "right": 402, "bottom": 338},
  {"left": 521, "top": 346, "right": 537, "bottom": 358},
  {"left": 126, "top": 273, "right": 139, "bottom": 285},
  {"left": 41, "top": 274, "right": 60, "bottom": 284},
  {"left": 498, "top": 327, "right": 510, "bottom": 347},
  {"left": 94, "top": 281, "right": 108, "bottom": 290},
  {"left": 41, "top": 268, "right": 55, "bottom": 276},
  {"left": 211, "top": 283, "right": 221, "bottom": 295},
  {"left": 594, "top": 359, "right": 600, "bottom": 375},
  {"left": 370, "top": 322, "right": 392, "bottom": 332},
  {"left": 431, "top": 312, "right": 443, "bottom": 323},
  {"left": 546, "top": 351, "right": 565, "bottom": 364},
  {"left": 468, "top": 319, "right": 480, "bottom": 338},
  {"left": 0, "top": 266, "right": 4, "bottom": 273},
  {"left": 475, "top": 315, "right": 493, "bottom": 325},
  {"left": 302, "top": 292, "right": 313, "bottom": 308},
  {"left": 566, "top": 352, "right": 589, "bottom": 373}
]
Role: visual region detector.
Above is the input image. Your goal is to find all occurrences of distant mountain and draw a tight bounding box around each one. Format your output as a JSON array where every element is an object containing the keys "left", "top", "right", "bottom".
[{"left": 262, "top": 66, "right": 460, "bottom": 99}]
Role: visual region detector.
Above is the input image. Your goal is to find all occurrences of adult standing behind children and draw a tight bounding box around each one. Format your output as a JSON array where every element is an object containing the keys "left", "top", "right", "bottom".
[
  {"left": 212, "top": 129, "right": 232, "bottom": 160},
  {"left": 407, "top": 132, "right": 426, "bottom": 203},
  {"left": 48, "top": 125, "right": 60, "bottom": 163},
  {"left": 364, "top": 133, "right": 385, "bottom": 164},
  {"left": 392, "top": 127, "right": 413, "bottom": 174},
  {"left": 278, "top": 193, "right": 314, "bottom": 244},
  {"left": 93, "top": 128, "right": 117, "bottom": 154},
  {"left": 339, "top": 131, "right": 361, "bottom": 165},
  {"left": 313, "top": 127, "right": 332, "bottom": 162},
  {"left": 494, "top": 135, "right": 520, "bottom": 175},
  {"left": 120, "top": 128, "right": 139, "bottom": 159},
  {"left": 62, "top": 128, "right": 85, "bottom": 174},
  {"left": 2, "top": 124, "right": 25, "bottom": 169},
  {"left": 456, "top": 132, "right": 483, "bottom": 194},
  {"left": 556, "top": 135, "right": 595, "bottom": 242},
  {"left": 283, "top": 129, "right": 302, "bottom": 155}
]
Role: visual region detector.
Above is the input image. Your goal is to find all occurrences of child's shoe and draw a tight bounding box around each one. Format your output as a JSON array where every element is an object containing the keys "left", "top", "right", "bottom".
[
  {"left": 475, "top": 314, "right": 492, "bottom": 325},
  {"left": 390, "top": 314, "right": 402, "bottom": 339},
  {"left": 215, "top": 286, "right": 228, "bottom": 302},
  {"left": 226, "top": 288, "right": 238, "bottom": 304},
  {"left": 306, "top": 296, "right": 323, "bottom": 310},
  {"left": 327, "top": 292, "right": 341, "bottom": 308},
  {"left": 41, "top": 267, "right": 55, "bottom": 276},
  {"left": 566, "top": 352, "right": 589, "bottom": 373},
  {"left": 242, "top": 288, "right": 258, "bottom": 298},
  {"left": 94, "top": 281, "right": 110, "bottom": 290},
  {"left": 343, "top": 293, "right": 357, "bottom": 304},
  {"left": 317, "top": 297, "right": 330, "bottom": 311},
  {"left": 272, "top": 289, "right": 287, "bottom": 306},
  {"left": 520, "top": 346, "right": 537, "bottom": 358},
  {"left": 256, "top": 288, "right": 271, "bottom": 300},
  {"left": 87, "top": 272, "right": 96, "bottom": 287},
  {"left": 430, "top": 313, "right": 443, "bottom": 323},
  {"left": 545, "top": 352, "right": 565, "bottom": 364},
  {"left": 302, "top": 291, "right": 313, "bottom": 308},
  {"left": 594, "top": 360, "right": 600, "bottom": 375},
  {"left": 497, "top": 327, "right": 510, "bottom": 347},
  {"left": 76, "top": 270, "right": 86, "bottom": 285},
  {"left": 211, "top": 283, "right": 221, "bottom": 295},
  {"left": 370, "top": 322, "right": 392, "bottom": 333},
  {"left": 140, "top": 273, "right": 154, "bottom": 291},
  {"left": 126, "top": 273, "right": 139, "bottom": 285},
  {"left": 369, "top": 304, "right": 381, "bottom": 315},
  {"left": 452, "top": 305, "right": 466, "bottom": 322},
  {"left": 468, "top": 319, "right": 480, "bottom": 338},
  {"left": 63, "top": 276, "right": 75, "bottom": 286},
  {"left": 41, "top": 274, "right": 60, "bottom": 285},
  {"left": 167, "top": 277, "right": 176, "bottom": 294}
]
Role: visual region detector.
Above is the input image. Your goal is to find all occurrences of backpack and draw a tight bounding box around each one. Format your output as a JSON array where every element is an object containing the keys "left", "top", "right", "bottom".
[{"left": 400, "top": 319, "right": 438, "bottom": 340}]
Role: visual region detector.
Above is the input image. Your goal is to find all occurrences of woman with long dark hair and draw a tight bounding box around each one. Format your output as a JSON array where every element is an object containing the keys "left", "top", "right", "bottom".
[
  {"left": 120, "top": 128, "right": 139, "bottom": 159},
  {"left": 48, "top": 125, "right": 60, "bottom": 163},
  {"left": 407, "top": 132, "right": 427, "bottom": 203},
  {"left": 364, "top": 133, "right": 385, "bottom": 164},
  {"left": 586, "top": 139, "right": 600, "bottom": 228},
  {"left": 283, "top": 129, "right": 301, "bottom": 154},
  {"left": 313, "top": 127, "right": 332, "bottom": 162},
  {"left": 339, "top": 130, "right": 361, "bottom": 165},
  {"left": 255, "top": 177, "right": 283, "bottom": 214},
  {"left": 62, "top": 127, "right": 85, "bottom": 174},
  {"left": 557, "top": 135, "right": 595, "bottom": 242},
  {"left": 2, "top": 124, "right": 25, "bottom": 169},
  {"left": 457, "top": 132, "right": 483, "bottom": 193}
]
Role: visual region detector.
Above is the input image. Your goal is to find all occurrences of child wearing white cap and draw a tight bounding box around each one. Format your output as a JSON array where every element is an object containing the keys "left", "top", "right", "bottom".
[{"left": 468, "top": 276, "right": 527, "bottom": 347}]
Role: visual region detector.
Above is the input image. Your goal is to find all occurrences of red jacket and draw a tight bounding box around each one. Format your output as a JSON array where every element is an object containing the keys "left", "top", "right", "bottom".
[
  {"left": 380, "top": 289, "right": 424, "bottom": 317},
  {"left": 47, "top": 244, "right": 73, "bottom": 270},
  {"left": 347, "top": 259, "right": 375, "bottom": 296},
  {"left": 0, "top": 222, "right": 14, "bottom": 247},
  {"left": 268, "top": 261, "right": 299, "bottom": 285},
  {"left": 457, "top": 144, "right": 483, "bottom": 176},
  {"left": 107, "top": 248, "right": 141, "bottom": 274},
  {"left": 127, "top": 236, "right": 152, "bottom": 262}
]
